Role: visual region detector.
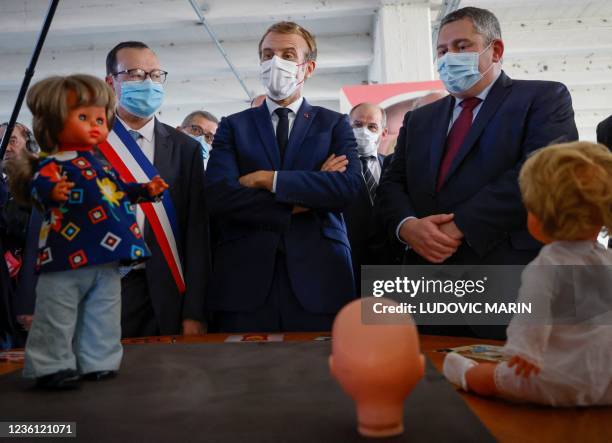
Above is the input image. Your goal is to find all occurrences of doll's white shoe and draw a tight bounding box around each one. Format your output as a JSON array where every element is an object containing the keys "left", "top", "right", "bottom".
[{"left": 443, "top": 352, "right": 477, "bottom": 391}]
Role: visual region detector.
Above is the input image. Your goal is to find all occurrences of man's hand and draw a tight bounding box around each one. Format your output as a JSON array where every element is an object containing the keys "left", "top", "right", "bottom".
[
  {"left": 146, "top": 175, "right": 169, "bottom": 197},
  {"left": 239, "top": 170, "right": 275, "bottom": 191},
  {"left": 399, "top": 214, "right": 462, "bottom": 263},
  {"left": 439, "top": 220, "right": 464, "bottom": 240},
  {"left": 182, "top": 319, "right": 206, "bottom": 336},
  {"left": 50, "top": 176, "right": 74, "bottom": 202},
  {"left": 508, "top": 356, "right": 540, "bottom": 378},
  {"left": 320, "top": 154, "right": 348, "bottom": 172}
]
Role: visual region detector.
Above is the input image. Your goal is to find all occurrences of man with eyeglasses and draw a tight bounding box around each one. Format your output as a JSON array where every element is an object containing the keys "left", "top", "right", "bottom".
[
  {"left": 178, "top": 110, "right": 219, "bottom": 170},
  {"left": 105, "top": 41, "right": 209, "bottom": 338}
]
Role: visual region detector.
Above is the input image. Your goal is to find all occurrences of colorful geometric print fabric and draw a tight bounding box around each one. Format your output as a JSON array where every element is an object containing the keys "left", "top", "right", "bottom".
[{"left": 31, "top": 150, "right": 157, "bottom": 273}]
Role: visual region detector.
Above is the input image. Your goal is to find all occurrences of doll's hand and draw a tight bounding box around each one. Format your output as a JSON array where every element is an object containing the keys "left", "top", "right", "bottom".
[
  {"left": 146, "top": 175, "right": 169, "bottom": 197},
  {"left": 51, "top": 176, "right": 74, "bottom": 202},
  {"left": 508, "top": 356, "right": 540, "bottom": 378}
]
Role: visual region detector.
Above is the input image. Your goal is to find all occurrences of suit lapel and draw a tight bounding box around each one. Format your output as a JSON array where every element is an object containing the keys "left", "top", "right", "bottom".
[
  {"left": 283, "top": 99, "right": 317, "bottom": 170},
  {"left": 429, "top": 96, "right": 455, "bottom": 193},
  {"left": 144, "top": 119, "right": 174, "bottom": 243},
  {"left": 443, "top": 72, "right": 513, "bottom": 185},
  {"left": 252, "top": 102, "right": 280, "bottom": 169}
]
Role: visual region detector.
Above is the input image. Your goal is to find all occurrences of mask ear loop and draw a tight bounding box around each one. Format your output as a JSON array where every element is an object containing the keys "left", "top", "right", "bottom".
[
  {"left": 478, "top": 41, "right": 498, "bottom": 79},
  {"left": 296, "top": 59, "right": 312, "bottom": 86}
]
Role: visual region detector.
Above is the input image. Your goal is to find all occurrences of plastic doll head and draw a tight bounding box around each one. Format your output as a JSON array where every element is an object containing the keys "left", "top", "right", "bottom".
[
  {"left": 519, "top": 142, "right": 612, "bottom": 242},
  {"left": 329, "top": 298, "right": 425, "bottom": 438},
  {"left": 26, "top": 74, "right": 116, "bottom": 153}
]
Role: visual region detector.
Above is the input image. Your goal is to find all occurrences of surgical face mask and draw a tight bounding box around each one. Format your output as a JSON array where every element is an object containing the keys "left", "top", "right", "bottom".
[
  {"left": 188, "top": 133, "right": 211, "bottom": 159},
  {"left": 353, "top": 127, "right": 380, "bottom": 156},
  {"left": 260, "top": 55, "right": 306, "bottom": 101},
  {"left": 436, "top": 43, "right": 495, "bottom": 94},
  {"left": 119, "top": 79, "right": 164, "bottom": 118}
]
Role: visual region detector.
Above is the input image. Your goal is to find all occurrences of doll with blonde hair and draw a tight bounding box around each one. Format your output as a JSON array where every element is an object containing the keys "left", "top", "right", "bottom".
[
  {"left": 6, "top": 74, "right": 168, "bottom": 389},
  {"left": 443, "top": 141, "right": 612, "bottom": 406}
]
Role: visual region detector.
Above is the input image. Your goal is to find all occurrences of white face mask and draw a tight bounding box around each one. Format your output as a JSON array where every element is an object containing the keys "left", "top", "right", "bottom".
[
  {"left": 353, "top": 127, "right": 380, "bottom": 156},
  {"left": 260, "top": 55, "right": 306, "bottom": 101}
]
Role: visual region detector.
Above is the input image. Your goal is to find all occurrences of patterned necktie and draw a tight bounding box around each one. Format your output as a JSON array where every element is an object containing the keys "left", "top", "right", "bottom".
[
  {"left": 360, "top": 155, "right": 377, "bottom": 204},
  {"left": 436, "top": 97, "right": 482, "bottom": 191},
  {"left": 275, "top": 108, "right": 290, "bottom": 162}
]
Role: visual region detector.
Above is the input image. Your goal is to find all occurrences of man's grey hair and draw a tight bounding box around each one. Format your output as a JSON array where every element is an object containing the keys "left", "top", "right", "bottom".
[
  {"left": 440, "top": 7, "right": 502, "bottom": 44},
  {"left": 349, "top": 103, "right": 387, "bottom": 129},
  {"left": 181, "top": 110, "right": 219, "bottom": 127}
]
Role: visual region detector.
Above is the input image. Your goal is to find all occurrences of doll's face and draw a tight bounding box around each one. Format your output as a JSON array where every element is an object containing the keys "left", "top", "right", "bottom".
[{"left": 58, "top": 95, "right": 109, "bottom": 147}]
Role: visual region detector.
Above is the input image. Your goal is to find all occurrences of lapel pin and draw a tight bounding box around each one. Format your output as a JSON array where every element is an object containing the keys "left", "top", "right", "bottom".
[{"left": 304, "top": 112, "right": 309, "bottom": 119}]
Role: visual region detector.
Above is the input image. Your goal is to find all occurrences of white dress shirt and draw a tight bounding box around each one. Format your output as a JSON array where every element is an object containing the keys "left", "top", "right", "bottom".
[
  {"left": 266, "top": 96, "right": 304, "bottom": 193},
  {"left": 396, "top": 71, "right": 502, "bottom": 245}
]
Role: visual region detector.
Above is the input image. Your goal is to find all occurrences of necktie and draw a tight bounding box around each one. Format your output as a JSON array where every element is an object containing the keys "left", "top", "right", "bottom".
[
  {"left": 275, "top": 108, "right": 290, "bottom": 162},
  {"left": 436, "top": 97, "right": 481, "bottom": 191},
  {"left": 128, "top": 130, "right": 142, "bottom": 142},
  {"left": 360, "top": 156, "right": 378, "bottom": 204}
]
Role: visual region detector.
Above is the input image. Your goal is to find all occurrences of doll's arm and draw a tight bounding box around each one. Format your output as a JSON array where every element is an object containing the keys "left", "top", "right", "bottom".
[
  {"left": 118, "top": 175, "right": 168, "bottom": 204},
  {"left": 31, "top": 160, "right": 74, "bottom": 208},
  {"left": 503, "top": 264, "right": 554, "bottom": 368}
]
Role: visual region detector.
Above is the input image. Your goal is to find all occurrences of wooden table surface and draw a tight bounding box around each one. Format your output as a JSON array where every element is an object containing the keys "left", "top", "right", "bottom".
[{"left": 2, "top": 333, "right": 610, "bottom": 443}]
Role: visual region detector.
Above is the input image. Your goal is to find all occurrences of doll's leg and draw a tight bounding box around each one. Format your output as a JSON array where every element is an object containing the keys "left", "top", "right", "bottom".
[
  {"left": 443, "top": 352, "right": 498, "bottom": 396},
  {"left": 74, "top": 263, "right": 123, "bottom": 375},
  {"left": 465, "top": 363, "right": 499, "bottom": 397},
  {"left": 23, "top": 271, "right": 80, "bottom": 378}
]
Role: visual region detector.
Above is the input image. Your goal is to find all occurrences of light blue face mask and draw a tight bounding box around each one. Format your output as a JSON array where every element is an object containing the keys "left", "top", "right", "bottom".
[
  {"left": 119, "top": 79, "right": 165, "bottom": 118},
  {"left": 187, "top": 133, "right": 211, "bottom": 160},
  {"left": 436, "top": 44, "right": 494, "bottom": 94}
]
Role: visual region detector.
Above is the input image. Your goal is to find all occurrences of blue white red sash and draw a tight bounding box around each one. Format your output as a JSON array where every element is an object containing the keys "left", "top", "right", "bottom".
[{"left": 98, "top": 119, "right": 185, "bottom": 294}]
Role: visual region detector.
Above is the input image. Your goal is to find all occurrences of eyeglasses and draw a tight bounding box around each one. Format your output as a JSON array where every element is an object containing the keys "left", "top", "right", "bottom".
[
  {"left": 351, "top": 120, "right": 380, "bottom": 133},
  {"left": 112, "top": 68, "right": 168, "bottom": 84},
  {"left": 184, "top": 124, "right": 214, "bottom": 144}
]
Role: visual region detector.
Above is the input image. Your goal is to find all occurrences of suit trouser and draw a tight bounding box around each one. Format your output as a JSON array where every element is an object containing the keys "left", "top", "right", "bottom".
[
  {"left": 23, "top": 263, "right": 123, "bottom": 378},
  {"left": 212, "top": 251, "right": 335, "bottom": 333},
  {"left": 120, "top": 269, "right": 159, "bottom": 338}
]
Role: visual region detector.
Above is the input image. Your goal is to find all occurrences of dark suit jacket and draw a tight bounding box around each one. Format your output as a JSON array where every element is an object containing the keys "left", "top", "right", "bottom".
[
  {"left": 140, "top": 120, "right": 209, "bottom": 334},
  {"left": 0, "top": 178, "right": 14, "bottom": 340},
  {"left": 376, "top": 72, "right": 579, "bottom": 265},
  {"left": 206, "top": 99, "right": 361, "bottom": 315},
  {"left": 344, "top": 153, "right": 399, "bottom": 293},
  {"left": 597, "top": 115, "right": 612, "bottom": 148}
]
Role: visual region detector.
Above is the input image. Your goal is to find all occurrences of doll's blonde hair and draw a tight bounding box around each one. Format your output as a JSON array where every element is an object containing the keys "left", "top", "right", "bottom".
[
  {"left": 519, "top": 141, "right": 612, "bottom": 240},
  {"left": 6, "top": 74, "right": 115, "bottom": 206}
]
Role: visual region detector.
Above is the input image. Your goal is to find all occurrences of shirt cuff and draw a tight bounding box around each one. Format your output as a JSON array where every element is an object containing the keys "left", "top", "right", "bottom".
[
  {"left": 396, "top": 216, "right": 416, "bottom": 249},
  {"left": 272, "top": 171, "right": 278, "bottom": 193}
]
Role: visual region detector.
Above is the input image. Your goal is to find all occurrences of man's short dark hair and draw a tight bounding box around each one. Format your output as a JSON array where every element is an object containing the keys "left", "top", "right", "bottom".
[
  {"left": 440, "top": 7, "right": 502, "bottom": 44},
  {"left": 106, "top": 41, "right": 151, "bottom": 76},
  {"left": 181, "top": 110, "right": 219, "bottom": 128}
]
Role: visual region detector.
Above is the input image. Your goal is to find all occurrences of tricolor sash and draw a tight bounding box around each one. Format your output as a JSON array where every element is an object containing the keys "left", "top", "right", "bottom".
[{"left": 98, "top": 119, "right": 185, "bottom": 294}]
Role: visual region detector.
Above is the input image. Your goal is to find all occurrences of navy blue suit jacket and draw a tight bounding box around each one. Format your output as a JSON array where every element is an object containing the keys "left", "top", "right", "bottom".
[
  {"left": 377, "top": 72, "right": 579, "bottom": 264},
  {"left": 205, "top": 99, "right": 361, "bottom": 314}
]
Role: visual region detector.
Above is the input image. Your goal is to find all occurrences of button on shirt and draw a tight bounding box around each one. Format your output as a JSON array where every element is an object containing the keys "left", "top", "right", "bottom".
[
  {"left": 117, "top": 115, "right": 156, "bottom": 268},
  {"left": 266, "top": 96, "right": 304, "bottom": 192},
  {"left": 395, "top": 71, "right": 501, "bottom": 245}
]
